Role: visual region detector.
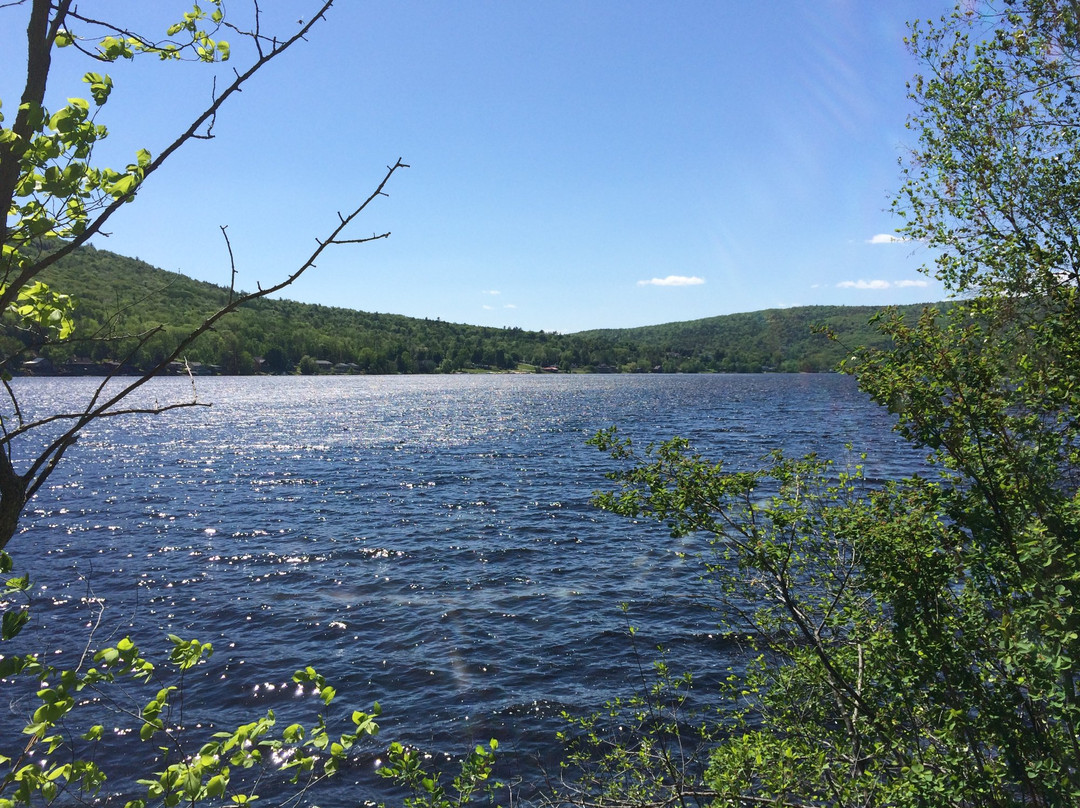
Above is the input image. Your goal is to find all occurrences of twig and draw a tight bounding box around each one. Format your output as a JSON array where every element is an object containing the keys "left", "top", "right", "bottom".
[{"left": 221, "top": 224, "right": 237, "bottom": 302}]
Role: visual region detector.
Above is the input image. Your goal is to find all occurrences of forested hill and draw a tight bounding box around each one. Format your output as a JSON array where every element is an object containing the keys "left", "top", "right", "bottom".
[
  {"left": 18, "top": 243, "right": 940, "bottom": 374},
  {"left": 574, "top": 304, "right": 935, "bottom": 373}
]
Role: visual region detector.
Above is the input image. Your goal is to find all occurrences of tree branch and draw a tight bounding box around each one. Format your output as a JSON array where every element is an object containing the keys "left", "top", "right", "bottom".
[{"left": 0, "top": 1, "right": 338, "bottom": 313}]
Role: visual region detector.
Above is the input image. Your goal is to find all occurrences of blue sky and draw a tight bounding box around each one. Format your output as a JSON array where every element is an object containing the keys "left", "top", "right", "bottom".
[{"left": 3, "top": 1, "right": 954, "bottom": 333}]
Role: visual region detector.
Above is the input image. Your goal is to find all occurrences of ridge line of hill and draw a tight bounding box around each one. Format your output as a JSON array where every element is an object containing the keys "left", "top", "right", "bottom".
[{"left": 10, "top": 243, "right": 941, "bottom": 375}]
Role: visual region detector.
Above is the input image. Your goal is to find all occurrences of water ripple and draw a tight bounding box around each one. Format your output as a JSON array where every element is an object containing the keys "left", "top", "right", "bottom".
[{"left": 6, "top": 374, "right": 924, "bottom": 798}]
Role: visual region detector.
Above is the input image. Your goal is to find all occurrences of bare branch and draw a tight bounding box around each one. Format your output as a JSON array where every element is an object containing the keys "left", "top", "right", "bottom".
[
  {"left": 0, "top": 157, "right": 406, "bottom": 551},
  {"left": 221, "top": 224, "right": 237, "bottom": 302},
  {"left": 331, "top": 232, "right": 392, "bottom": 245},
  {"left": 0, "top": 1, "right": 338, "bottom": 313}
]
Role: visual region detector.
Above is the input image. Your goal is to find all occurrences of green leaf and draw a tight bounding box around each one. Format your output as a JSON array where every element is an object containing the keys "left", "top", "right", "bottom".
[
  {"left": 282, "top": 723, "right": 304, "bottom": 742},
  {"left": 206, "top": 774, "right": 227, "bottom": 798},
  {"left": 83, "top": 72, "right": 114, "bottom": 105},
  {"left": 109, "top": 173, "right": 138, "bottom": 199},
  {"left": 2, "top": 609, "right": 30, "bottom": 640},
  {"left": 82, "top": 725, "right": 105, "bottom": 741}
]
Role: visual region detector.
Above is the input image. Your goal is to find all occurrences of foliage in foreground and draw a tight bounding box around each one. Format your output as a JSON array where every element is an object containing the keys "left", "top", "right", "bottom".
[
  {"left": 0, "top": 551, "right": 379, "bottom": 807},
  {"left": 1, "top": 549, "right": 504, "bottom": 808},
  {"left": 589, "top": 433, "right": 1078, "bottom": 806},
  {"left": 553, "top": 621, "right": 717, "bottom": 808},
  {"left": 1, "top": 4, "right": 497, "bottom": 807},
  {"left": 574, "top": 1, "right": 1080, "bottom": 805}
]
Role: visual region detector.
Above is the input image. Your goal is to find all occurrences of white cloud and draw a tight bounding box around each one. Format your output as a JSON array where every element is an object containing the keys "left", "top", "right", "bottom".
[
  {"left": 837, "top": 278, "right": 930, "bottom": 290},
  {"left": 637, "top": 275, "right": 706, "bottom": 287},
  {"left": 482, "top": 289, "right": 500, "bottom": 295},
  {"left": 482, "top": 304, "right": 494, "bottom": 310},
  {"left": 866, "top": 233, "right": 906, "bottom": 244},
  {"left": 838, "top": 279, "right": 891, "bottom": 290},
  {"left": 504, "top": 303, "right": 517, "bottom": 309}
]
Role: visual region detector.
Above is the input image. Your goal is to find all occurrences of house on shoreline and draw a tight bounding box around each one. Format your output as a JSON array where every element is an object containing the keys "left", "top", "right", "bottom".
[{"left": 16, "top": 357, "right": 218, "bottom": 376}]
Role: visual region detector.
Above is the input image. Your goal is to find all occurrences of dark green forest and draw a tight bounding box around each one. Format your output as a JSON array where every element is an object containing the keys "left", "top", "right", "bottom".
[{"left": 8, "top": 242, "right": 938, "bottom": 375}]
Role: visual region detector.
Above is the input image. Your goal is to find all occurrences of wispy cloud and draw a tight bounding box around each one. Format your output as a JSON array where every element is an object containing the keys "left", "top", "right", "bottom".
[
  {"left": 837, "top": 279, "right": 891, "bottom": 290},
  {"left": 482, "top": 289, "right": 501, "bottom": 295},
  {"left": 637, "top": 275, "right": 706, "bottom": 287},
  {"left": 837, "top": 278, "right": 928, "bottom": 290},
  {"left": 504, "top": 303, "right": 517, "bottom": 309},
  {"left": 866, "top": 233, "right": 907, "bottom": 244}
]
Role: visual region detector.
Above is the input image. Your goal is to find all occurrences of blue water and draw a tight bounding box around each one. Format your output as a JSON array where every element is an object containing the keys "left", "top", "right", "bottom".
[{"left": 3, "top": 374, "right": 924, "bottom": 802}]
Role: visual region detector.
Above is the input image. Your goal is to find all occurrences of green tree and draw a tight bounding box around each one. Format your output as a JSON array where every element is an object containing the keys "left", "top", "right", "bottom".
[
  {"left": 0, "top": 4, "right": 427, "bottom": 807},
  {"left": 262, "top": 346, "right": 290, "bottom": 374},
  {"left": 0, "top": 0, "right": 406, "bottom": 553},
  {"left": 581, "top": 1, "right": 1080, "bottom": 805}
]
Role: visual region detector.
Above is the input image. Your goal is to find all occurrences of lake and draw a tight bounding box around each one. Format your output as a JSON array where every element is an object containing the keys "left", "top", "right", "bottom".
[{"left": 5, "top": 374, "right": 925, "bottom": 802}]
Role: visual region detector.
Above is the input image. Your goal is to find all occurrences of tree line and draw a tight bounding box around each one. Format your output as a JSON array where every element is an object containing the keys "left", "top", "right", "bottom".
[{"left": 9, "top": 240, "right": 933, "bottom": 376}]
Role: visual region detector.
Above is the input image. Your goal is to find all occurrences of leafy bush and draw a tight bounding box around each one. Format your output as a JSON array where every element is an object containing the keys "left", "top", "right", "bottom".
[{"left": 580, "top": 2, "right": 1080, "bottom": 805}]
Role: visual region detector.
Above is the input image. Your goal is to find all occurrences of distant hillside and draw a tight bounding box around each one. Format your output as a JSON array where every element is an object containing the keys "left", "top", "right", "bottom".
[
  {"left": 9, "top": 243, "right": 943, "bottom": 374},
  {"left": 575, "top": 303, "right": 936, "bottom": 373}
]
